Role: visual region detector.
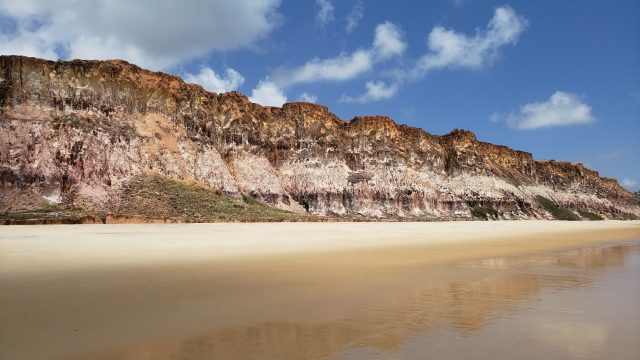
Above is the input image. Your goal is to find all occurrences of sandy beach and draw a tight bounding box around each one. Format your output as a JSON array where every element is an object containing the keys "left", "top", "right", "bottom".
[
  {"left": 1, "top": 221, "right": 639, "bottom": 359},
  {"left": 2, "top": 220, "right": 640, "bottom": 273}
]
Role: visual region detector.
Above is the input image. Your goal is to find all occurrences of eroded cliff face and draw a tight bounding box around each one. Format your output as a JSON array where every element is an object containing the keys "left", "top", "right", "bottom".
[{"left": 1, "top": 56, "right": 638, "bottom": 220}]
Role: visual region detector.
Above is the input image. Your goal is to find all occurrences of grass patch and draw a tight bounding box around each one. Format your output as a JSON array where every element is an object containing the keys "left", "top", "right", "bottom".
[
  {"left": 535, "top": 195, "right": 580, "bottom": 221},
  {"left": 578, "top": 210, "right": 604, "bottom": 221},
  {"left": 621, "top": 212, "right": 639, "bottom": 220},
  {"left": 118, "top": 174, "right": 313, "bottom": 221},
  {"left": 471, "top": 206, "right": 499, "bottom": 220},
  {"left": 1, "top": 206, "right": 106, "bottom": 224}
]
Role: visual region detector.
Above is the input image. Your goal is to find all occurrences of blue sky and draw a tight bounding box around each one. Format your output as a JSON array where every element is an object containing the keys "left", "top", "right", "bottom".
[{"left": 1, "top": 0, "right": 638, "bottom": 190}]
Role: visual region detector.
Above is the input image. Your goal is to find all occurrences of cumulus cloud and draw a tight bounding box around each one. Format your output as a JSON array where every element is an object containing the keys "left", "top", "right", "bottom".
[
  {"left": 373, "top": 22, "right": 407, "bottom": 59},
  {"left": 249, "top": 79, "right": 287, "bottom": 107},
  {"left": 410, "top": 5, "right": 527, "bottom": 78},
  {"left": 272, "top": 22, "right": 406, "bottom": 87},
  {"left": 298, "top": 92, "right": 318, "bottom": 103},
  {"left": 0, "top": 0, "right": 282, "bottom": 70},
  {"left": 341, "top": 81, "right": 399, "bottom": 103},
  {"left": 273, "top": 50, "right": 373, "bottom": 86},
  {"left": 346, "top": 0, "right": 364, "bottom": 33},
  {"left": 315, "top": 0, "right": 334, "bottom": 27},
  {"left": 621, "top": 178, "right": 639, "bottom": 191},
  {"left": 0, "top": 27, "right": 57, "bottom": 60},
  {"left": 184, "top": 67, "right": 245, "bottom": 93},
  {"left": 344, "top": 6, "right": 527, "bottom": 103},
  {"left": 494, "top": 91, "right": 596, "bottom": 130}
]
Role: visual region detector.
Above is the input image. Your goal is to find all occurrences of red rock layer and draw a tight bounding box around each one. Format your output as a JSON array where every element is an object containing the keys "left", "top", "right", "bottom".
[{"left": 1, "top": 56, "right": 638, "bottom": 219}]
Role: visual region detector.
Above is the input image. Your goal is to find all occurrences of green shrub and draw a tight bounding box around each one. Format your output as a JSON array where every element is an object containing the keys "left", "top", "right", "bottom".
[
  {"left": 471, "top": 206, "right": 500, "bottom": 220},
  {"left": 577, "top": 210, "right": 604, "bottom": 221},
  {"left": 535, "top": 195, "right": 580, "bottom": 221},
  {"left": 118, "top": 174, "right": 312, "bottom": 221}
]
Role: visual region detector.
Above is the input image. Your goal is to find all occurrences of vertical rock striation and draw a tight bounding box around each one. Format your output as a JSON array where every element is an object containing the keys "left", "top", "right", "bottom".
[{"left": 1, "top": 56, "right": 638, "bottom": 220}]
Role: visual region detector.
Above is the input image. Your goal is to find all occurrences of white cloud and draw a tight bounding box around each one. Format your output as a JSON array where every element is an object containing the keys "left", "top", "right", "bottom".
[
  {"left": 373, "top": 22, "right": 407, "bottom": 59},
  {"left": 0, "top": 0, "right": 282, "bottom": 70},
  {"left": 341, "top": 81, "right": 399, "bottom": 103},
  {"left": 273, "top": 50, "right": 373, "bottom": 87},
  {"left": 249, "top": 79, "right": 287, "bottom": 107},
  {"left": 497, "top": 91, "right": 596, "bottom": 130},
  {"left": 184, "top": 67, "right": 245, "bottom": 93},
  {"left": 621, "top": 178, "right": 639, "bottom": 191},
  {"left": 346, "top": 0, "right": 364, "bottom": 33},
  {"left": 272, "top": 22, "right": 405, "bottom": 87},
  {"left": 489, "top": 112, "right": 503, "bottom": 123},
  {"left": 411, "top": 5, "right": 527, "bottom": 77},
  {"left": 344, "top": 6, "right": 527, "bottom": 103},
  {"left": 315, "top": 0, "right": 334, "bottom": 27},
  {"left": 0, "top": 29, "right": 57, "bottom": 60},
  {"left": 298, "top": 92, "right": 318, "bottom": 103}
]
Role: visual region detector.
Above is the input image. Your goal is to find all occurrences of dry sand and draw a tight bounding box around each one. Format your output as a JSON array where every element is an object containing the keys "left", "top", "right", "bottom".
[
  {"left": 1, "top": 220, "right": 639, "bottom": 275},
  {"left": 1, "top": 221, "right": 639, "bottom": 359}
]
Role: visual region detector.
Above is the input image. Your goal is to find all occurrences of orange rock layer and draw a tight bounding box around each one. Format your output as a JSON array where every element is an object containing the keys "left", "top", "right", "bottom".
[{"left": 1, "top": 56, "right": 638, "bottom": 219}]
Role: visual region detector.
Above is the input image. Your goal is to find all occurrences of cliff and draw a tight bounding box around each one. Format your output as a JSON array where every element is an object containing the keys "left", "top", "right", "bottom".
[{"left": 1, "top": 55, "right": 638, "bottom": 221}]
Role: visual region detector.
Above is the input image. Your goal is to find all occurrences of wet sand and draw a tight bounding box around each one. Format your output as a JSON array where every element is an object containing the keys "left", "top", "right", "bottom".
[{"left": 1, "top": 221, "right": 639, "bottom": 359}]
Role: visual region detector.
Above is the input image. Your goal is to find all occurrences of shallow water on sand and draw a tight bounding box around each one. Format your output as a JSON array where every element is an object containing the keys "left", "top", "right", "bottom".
[{"left": 1, "top": 239, "right": 639, "bottom": 359}]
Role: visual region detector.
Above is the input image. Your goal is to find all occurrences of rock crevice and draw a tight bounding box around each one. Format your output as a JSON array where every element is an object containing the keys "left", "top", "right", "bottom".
[{"left": 1, "top": 55, "right": 638, "bottom": 220}]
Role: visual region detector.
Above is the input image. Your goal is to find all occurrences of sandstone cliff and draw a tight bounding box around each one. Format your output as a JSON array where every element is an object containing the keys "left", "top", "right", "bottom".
[{"left": 1, "top": 55, "right": 638, "bottom": 221}]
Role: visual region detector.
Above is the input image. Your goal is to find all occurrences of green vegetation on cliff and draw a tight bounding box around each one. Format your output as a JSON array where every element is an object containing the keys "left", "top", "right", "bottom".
[
  {"left": 2, "top": 174, "right": 316, "bottom": 224},
  {"left": 471, "top": 206, "right": 500, "bottom": 220},
  {"left": 117, "top": 174, "right": 311, "bottom": 222},
  {"left": 577, "top": 210, "right": 604, "bottom": 221},
  {"left": 535, "top": 195, "right": 580, "bottom": 221}
]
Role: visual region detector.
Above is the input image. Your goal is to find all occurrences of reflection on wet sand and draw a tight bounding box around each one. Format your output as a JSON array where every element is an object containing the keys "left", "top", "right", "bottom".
[
  {"left": 71, "top": 243, "right": 637, "bottom": 360},
  {"left": 464, "top": 244, "right": 629, "bottom": 270}
]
